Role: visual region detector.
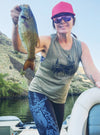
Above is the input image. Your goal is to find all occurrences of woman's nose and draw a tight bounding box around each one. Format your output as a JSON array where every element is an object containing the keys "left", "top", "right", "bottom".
[{"left": 60, "top": 19, "right": 66, "bottom": 23}]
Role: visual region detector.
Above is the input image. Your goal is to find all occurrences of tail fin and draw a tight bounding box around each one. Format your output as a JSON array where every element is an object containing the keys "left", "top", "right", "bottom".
[{"left": 23, "top": 59, "right": 35, "bottom": 71}]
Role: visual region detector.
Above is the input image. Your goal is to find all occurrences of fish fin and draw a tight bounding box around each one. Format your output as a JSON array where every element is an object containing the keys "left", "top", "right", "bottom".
[{"left": 23, "top": 59, "right": 35, "bottom": 71}]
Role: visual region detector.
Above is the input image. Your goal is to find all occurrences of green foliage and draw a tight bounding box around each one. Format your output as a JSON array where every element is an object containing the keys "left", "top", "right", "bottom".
[
  {"left": 0, "top": 73, "right": 23, "bottom": 98},
  {"left": 13, "top": 50, "right": 19, "bottom": 54},
  {"left": 15, "top": 54, "right": 23, "bottom": 59},
  {"left": 20, "top": 69, "right": 26, "bottom": 76},
  {"left": 12, "top": 50, "right": 23, "bottom": 59},
  {"left": 69, "top": 74, "right": 94, "bottom": 95},
  {"left": 15, "top": 52, "right": 23, "bottom": 59}
]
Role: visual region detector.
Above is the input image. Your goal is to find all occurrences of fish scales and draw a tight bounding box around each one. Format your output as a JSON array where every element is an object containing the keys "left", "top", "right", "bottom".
[{"left": 18, "top": 4, "right": 39, "bottom": 71}]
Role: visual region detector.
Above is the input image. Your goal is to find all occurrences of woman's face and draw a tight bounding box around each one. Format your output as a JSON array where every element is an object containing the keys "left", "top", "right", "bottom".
[{"left": 53, "top": 15, "right": 74, "bottom": 34}]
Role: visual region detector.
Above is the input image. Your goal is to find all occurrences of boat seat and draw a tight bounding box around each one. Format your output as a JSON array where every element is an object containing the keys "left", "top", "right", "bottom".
[
  {"left": 0, "top": 126, "right": 14, "bottom": 135},
  {"left": 87, "top": 104, "right": 100, "bottom": 135}
]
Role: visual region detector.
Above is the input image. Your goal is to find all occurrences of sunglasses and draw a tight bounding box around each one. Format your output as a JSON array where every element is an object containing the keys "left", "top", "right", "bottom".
[{"left": 53, "top": 16, "right": 72, "bottom": 24}]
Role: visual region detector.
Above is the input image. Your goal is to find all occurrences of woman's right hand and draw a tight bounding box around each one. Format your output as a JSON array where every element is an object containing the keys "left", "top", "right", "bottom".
[{"left": 11, "top": 5, "right": 21, "bottom": 26}]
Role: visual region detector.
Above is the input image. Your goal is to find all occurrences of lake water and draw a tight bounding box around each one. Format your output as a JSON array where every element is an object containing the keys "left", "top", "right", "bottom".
[{"left": 0, "top": 95, "right": 78, "bottom": 123}]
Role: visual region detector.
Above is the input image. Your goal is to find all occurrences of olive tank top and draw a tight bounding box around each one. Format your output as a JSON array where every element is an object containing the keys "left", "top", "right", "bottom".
[{"left": 29, "top": 34, "right": 82, "bottom": 103}]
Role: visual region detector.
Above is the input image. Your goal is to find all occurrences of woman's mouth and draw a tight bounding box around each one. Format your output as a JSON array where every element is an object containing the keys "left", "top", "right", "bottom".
[
  {"left": 58, "top": 25, "right": 68, "bottom": 29},
  {"left": 58, "top": 23, "right": 69, "bottom": 28}
]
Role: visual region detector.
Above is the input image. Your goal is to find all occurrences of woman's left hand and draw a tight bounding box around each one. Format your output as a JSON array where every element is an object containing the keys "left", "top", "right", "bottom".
[{"left": 95, "top": 82, "right": 100, "bottom": 88}]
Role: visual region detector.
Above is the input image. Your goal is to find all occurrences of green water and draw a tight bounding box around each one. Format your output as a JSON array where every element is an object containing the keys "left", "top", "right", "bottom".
[{"left": 0, "top": 95, "right": 78, "bottom": 123}]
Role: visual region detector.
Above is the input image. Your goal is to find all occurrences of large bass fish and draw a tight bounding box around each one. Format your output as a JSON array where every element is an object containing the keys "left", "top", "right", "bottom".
[{"left": 18, "top": 5, "right": 39, "bottom": 71}]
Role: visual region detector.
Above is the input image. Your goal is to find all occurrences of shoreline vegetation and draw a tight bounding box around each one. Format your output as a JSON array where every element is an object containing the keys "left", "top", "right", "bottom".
[{"left": 0, "top": 31, "right": 94, "bottom": 99}]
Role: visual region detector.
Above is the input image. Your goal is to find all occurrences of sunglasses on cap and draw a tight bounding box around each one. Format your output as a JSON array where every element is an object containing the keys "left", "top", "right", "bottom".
[{"left": 53, "top": 16, "right": 72, "bottom": 24}]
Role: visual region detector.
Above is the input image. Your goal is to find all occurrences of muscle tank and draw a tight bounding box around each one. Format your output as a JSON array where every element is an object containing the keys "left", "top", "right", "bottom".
[{"left": 29, "top": 34, "right": 82, "bottom": 103}]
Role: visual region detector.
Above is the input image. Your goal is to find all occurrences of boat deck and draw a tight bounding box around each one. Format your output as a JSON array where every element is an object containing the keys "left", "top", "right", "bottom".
[
  {"left": 0, "top": 116, "right": 68, "bottom": 135},
  {"left": 19, "top": 128, "right": 68, "bottom": 135}
]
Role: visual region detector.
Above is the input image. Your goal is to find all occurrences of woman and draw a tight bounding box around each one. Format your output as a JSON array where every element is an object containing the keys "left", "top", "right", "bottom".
[{"left": 11, "top": 1, "right": 100, "bottom": 135}]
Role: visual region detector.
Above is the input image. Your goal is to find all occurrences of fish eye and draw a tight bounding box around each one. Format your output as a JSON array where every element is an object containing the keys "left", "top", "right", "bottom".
[
  {"left": 21, "top": 15, "right": 30, "bottom": 20},
  {"left": 21, "top": 16, "right": 27, "bottom": 19}
]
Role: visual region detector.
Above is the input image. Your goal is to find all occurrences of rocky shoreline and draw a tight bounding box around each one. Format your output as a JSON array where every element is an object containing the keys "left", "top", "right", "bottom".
[{"left": 0, "top": 31, "right": 94, "bottom": 99}]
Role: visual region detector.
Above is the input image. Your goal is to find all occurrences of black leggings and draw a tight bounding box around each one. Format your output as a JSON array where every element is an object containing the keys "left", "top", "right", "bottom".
[{"left": 28, "top": 91, "right": 64, "bottom": 135}]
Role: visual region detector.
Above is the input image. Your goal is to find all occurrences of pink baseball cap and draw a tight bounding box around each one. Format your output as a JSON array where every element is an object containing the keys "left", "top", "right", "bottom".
[{"left": 51, "top": 1, "right": 75, "bottom": 19}]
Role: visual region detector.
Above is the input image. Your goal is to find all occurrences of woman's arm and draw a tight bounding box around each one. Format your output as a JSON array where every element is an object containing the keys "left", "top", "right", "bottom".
[{"left": 81, "top": 42, "right": 100, "bottom": 88}]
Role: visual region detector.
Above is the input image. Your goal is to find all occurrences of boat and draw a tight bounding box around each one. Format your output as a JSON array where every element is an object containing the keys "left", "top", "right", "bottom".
[
  {"left": 0, "top": 115, "right": 69, "bottom": 135},
  {"left": 0, "top": 116, "right": 39, "bottom": 135},
  {"left": 67, "top": 87, "right": 100, "bottom": 135}
]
